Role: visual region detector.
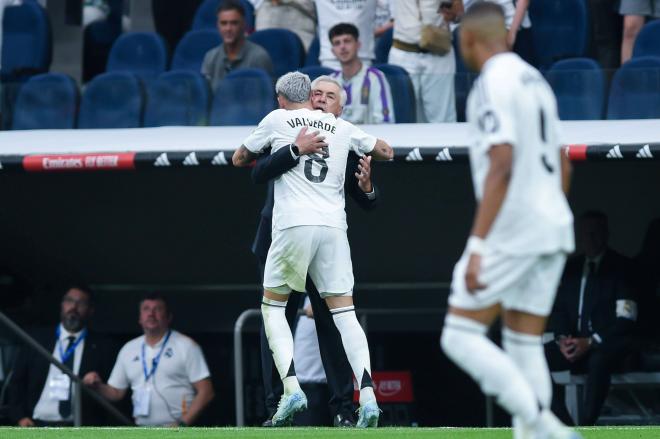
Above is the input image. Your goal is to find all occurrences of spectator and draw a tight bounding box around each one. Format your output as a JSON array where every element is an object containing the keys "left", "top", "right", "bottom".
[
  {"left": 585, "top": 0, "right": 622, "bottom": 73},
  {"left": 620, "top": 1, "right": 660, "bottom": 64},
  {"left": 201, "top": 0, "right": 273, "bottom": 90},
  {"left": 251, "top": 0, "right": 317, "bottom": 50},
  {"left": 389, "top": 0, "right": 456, "bottom": 122},
  {"left": 375, "top": 0, "right": 394, "bottom": 39},
  {"left": 7, "top": 285, "right": 117, "bottom": 426},
  {"left": 633, "top": 218, "right": 660, "bottom": 343},
  {"left": 83, "top": 293, "right": 214, "bottom": 427},
  {"left": 545, "top": 211, "right": 638, "bottom": 425},
  {"left": 315, "top": 0, "right": 377, "bottom": 70},
  {"left": 328, "top": 23, "right": 395, "bottom": 124},
  {"left": 151, "top": 0, "right": 204, "bottom": 54}
]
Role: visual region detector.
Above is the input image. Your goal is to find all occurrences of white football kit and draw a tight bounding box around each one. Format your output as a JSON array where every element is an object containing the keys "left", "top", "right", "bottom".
[
  {"left": 243, "top": 108, "right": 377, "bottom": 296},
  {"left": 449, "top": 52, "right": 575, "bottom": 316}
]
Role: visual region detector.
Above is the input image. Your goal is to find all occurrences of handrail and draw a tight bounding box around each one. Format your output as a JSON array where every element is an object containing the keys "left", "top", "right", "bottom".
[{"left": 0, "top": 311, "right": 133, "bottom": 426}]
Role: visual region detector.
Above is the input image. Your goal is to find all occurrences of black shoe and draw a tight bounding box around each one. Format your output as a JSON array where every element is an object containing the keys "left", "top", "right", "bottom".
[{"left": 334, "top": 413, "right": 356, "bottom": 427}]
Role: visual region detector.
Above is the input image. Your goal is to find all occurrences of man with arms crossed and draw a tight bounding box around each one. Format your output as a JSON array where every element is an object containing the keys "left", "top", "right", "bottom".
[
  {"left": 233, "top": 71, "right": 392, "bottom": 427},
  {"left": 440, "top": 3, "right": 580, "bottom": 439}
]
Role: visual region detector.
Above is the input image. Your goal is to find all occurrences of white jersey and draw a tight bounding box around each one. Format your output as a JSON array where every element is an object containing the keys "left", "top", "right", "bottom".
[
  {"left": 243, "top": 108, "right": 377, "bottom": 231},
  {"left": 315, "top": 0, "right": 377, "bottom": 64},
  {"left": 466, "top": 52, "right": 573, "bottom": 255}
]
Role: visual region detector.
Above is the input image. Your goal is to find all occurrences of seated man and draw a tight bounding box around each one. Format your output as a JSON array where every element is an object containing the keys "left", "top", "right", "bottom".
[
  {"left": 546, "top": 211, "right": 638, "bottom": 425},
  {"left": 328, "top": 23, "right": 395, "bottom": 124},
  {"left": 83, "top": 293, "right": 214, "bottom": 426},
  {"left": 201, "top": 0, "right": 273, "bottom": 90},
  {"left": 7, "top": 285, "right": 116, "bottom": 426}
]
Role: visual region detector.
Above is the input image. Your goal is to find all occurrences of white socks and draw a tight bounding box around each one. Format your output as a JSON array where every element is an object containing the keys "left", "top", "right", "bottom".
[
  {"left": 441, "top": 314, "right": 541, "bottom": 426},
  {"left": 261, "top": 297, "right": 301, "bottom": 395},
  {"left": 331, "top": 305, "right": 376, "bottom": 405}
]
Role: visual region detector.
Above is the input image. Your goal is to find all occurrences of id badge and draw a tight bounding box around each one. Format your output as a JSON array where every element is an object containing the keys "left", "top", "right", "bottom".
[
  {"left": 48, "top": 374, "right": 71, "bottom": 401},
  {"left": 132, "top": 385, "right": 151, "bottom": 417}
]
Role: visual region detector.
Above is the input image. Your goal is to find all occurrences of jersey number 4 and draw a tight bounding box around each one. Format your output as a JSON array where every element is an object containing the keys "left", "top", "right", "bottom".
[{"left": 304, "top": 147, "right": 329, "bottom": 183}]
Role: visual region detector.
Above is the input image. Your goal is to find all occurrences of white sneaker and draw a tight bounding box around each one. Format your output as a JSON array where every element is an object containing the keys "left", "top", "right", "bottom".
[{"left": 271, "top": 391, "right": 307, "bottom": 427}]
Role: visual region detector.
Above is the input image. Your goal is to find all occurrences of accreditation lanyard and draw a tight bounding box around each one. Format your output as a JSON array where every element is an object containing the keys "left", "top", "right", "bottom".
[
  {"left": 141, "top": 330, "right": 172, "bottom": 382},
  {"left": 56, "top": 327, "right": 87, "bottom": 364}
]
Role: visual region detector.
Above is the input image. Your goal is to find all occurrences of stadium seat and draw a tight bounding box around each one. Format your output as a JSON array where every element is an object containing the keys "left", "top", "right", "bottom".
[
  {"left": 632, "top": 21, "right": 660, "bottom": 59},
  {"left": 192, "top": 0, "right": 255, "bottom": 33},
  {"left": 249, "top": 29, "right": 304, "bottom": 77},
  {"left": 375, "top": 27, "right": 393, "bottom": 65},
  {"left": 171, "top": 29, "right": 222, "bottom": 72},
  {"left": 106, "top": 32, "right": 168, "bottom": 80},
  {"left": 546, "top": 58, "right": 605, "bottom": 120},
  {"left": 305, "top": 35, "right": 320, "bottom": 67},
  {"left": 11, "top": 73, "right": 78, "bottom": 130},
  {"left": 144, "top": 70, "right": 210, "bottom": 127},
  {"left": 210, "top": 68, "right": 274, "bottom": 126},
  {"left": 373, "top": 64, "right": 416, "bottom": 123},
  {"left": 299, "top": 66, "right": 335, "bottom": 81},
  {"left": 606, "top": 56, "right": 660, "bottom": 120},
  {"left": 78, "top": 72, "right": 144, "bottom": 128},
  {"left": 1, "top": 1, "right": 51, "bottom": 79},
  {"left": 528, "top": 0, "right": 589, "bottom": 69}
]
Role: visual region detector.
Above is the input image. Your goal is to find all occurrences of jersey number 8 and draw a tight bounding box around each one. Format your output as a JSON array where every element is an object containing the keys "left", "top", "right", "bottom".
[{"left": 304, "top": 147, "right": 329, "bottom": 183}]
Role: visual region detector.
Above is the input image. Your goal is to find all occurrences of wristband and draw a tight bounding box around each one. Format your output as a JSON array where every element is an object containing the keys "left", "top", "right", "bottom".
[
  {"left": 466, "top": 236, "right": 487, "bottom": 255},
  {"left": 290, "top": 144, "right": 300, "bottom": 159}
]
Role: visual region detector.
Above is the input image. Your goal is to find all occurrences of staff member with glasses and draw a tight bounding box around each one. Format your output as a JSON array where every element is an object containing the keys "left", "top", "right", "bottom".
[{"left": 83, "top": 293, "right": 214, "bottom": 426}]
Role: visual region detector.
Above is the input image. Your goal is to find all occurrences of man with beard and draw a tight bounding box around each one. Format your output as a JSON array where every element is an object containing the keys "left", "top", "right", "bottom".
[{"left": 8, "top": 285, "right": 117, "bottom": 426}]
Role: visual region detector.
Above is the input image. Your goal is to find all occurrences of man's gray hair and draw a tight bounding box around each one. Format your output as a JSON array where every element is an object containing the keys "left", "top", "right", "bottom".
[
  {"left": 275, "top": 71, "right": 311, "bottom": 103},
  {"left": 311, "top": 75, "right": 347, "bottom": 106}
]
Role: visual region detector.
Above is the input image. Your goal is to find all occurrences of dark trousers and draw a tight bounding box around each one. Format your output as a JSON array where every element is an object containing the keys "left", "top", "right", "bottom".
[
  {"left": 258, "top": 261, "right": 355, "bottom": 420},
  {"left": 151, "top": 0, "right": 204, "bottom": 55},
  {"left": 545, "top": 336, "right": 633, "bottom": 425},
  {"left": 586, "top": 0, "right": 623, "bottom": 73}
]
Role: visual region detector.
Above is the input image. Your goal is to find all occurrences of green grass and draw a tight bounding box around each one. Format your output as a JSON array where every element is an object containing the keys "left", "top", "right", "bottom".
[{"left": 0, "top": 427, "right": 659, "bottom": 439}]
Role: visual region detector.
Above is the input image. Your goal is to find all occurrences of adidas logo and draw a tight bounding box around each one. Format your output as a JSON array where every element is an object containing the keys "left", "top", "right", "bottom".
[
  {"left": 405, "top": 147, "right": 423, "bottom": 162},
  {"left": 435, "top": 147, "right": 453, "bottom": 162},
  {"left": 154, "top": 153, "right": 171, "bottom": 167},
  {"left": 636, "top": 144, "right": 653, "bottom": 159},
  {"left": 606, "top": 145, "right": 623, "bottom": 159},
  {"left": 183, "top": 152, "right": 199, "bottom": 166},
  {"left": 211, "top": 151, "right": 228, "bottom": 166}
]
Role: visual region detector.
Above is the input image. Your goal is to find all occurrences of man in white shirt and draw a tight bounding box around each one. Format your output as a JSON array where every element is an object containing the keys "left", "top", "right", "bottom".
[
  {"left": 439, "top": 4, "right": 581, "bottom": 439},
  {"left": 389, "top": 0, "right": 457, "bottom": 122},
  {"left": 83, "top": 293, "right": 214, "bottom": 426},
  {"left": 315, "top": 0, "right": 377, "bottom": 69},
  {"left": 233, "top": 71, "right": 392, "bottom": 428},
  {"left": 328, "top": 23, "right": 395, "bottom": 124}
]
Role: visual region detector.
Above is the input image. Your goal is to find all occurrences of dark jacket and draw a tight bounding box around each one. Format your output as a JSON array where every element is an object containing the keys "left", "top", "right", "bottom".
[
  {"left": 7, "top": 327, "right": 117, "bottom": 425},
  {"left": 251, "top": 145, "right": 378, "bottom": 261},
  {"left": 550, "top": 248, "right": 637, "bottom": 345}
]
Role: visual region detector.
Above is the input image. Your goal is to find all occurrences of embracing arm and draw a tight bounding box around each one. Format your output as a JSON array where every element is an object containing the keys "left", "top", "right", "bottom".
[
  {"left": 369, "top": 139, "right": 394, "bottom": 161},
  {"left": 232, "top": 145, "right": 258, "bottom": 167}
]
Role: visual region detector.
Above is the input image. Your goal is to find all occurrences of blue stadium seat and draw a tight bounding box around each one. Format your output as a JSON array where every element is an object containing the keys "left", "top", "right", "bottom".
[
  {"left": 299, "top": 66, "right": 335, "bottom": 81},
  {"left": 546, "top": 58, "right": 605, "bottom": 120},
  {"left": 1, "top": 2, "right": 51, "bottom": 78},
  {"left": 144, "top": 71, "right": 210, "bottom": 127},
  {"left": 375, "top": 27, "right": 393, "bottom": 65},
  {"left": 607, "top": 56, "right": 660, "bottom": 120},
  {"left": 78, "top": 72, "right": 144, "bottom": 128},
  {"left": 528, "top": 0, "right": 589, "bottom": 69},
  {"left": 373, "top": 64, "right": 416, "bottom": 123},
  {"left": 210, "top": 68, "right": 274, "bottom": 126},
  {"left": 192, "top": 0, "right": 255, "bottom": 32},
  {"left": 11, "top": 73, "right": 78, "bottom": 130},
  {"left": 106, "top": 32, "right": 168, "bottom": 80},
  {"left": 305, "top": 35, "right": 320, "bottom": 67},
  {"left": 172, "top": 29, "right": 222, "bottom": 72},
  {"left": 249, "top": 29, "right": 304, "bottom": 77},
  {"left": 632, "top": 20, "right": 660, "bottom": 59}
]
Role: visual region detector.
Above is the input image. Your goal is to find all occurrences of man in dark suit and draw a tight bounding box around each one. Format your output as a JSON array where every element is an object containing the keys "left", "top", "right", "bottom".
[
  {"left": 7, "top": 285, "right": 117, "bottom": 426},
  {"left": 546, "top": 211, "right": 638, "bottom": 425},
  {"left": 251, "top": 98, "right": 379, "bottom": 426}
]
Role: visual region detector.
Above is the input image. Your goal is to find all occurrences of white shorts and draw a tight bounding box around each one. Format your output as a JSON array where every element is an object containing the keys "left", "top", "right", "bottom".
[
  {"left": 263, "top": 225, "right": 354, "bottom": 297},
  {"left": 448, "top": 249, "right": 567, "bottom": 316}
]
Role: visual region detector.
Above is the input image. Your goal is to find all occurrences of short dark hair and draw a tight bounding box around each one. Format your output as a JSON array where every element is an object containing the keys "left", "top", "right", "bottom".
[
  {"left": 63, "top": 284, "right": 94, "bottom": 304},
  {"left": 580, "top": 210, "right": 609, "bottom": 232},
  {"left": 139, "top": 292, "right": 170, "bottom": 314},
  {"left": 217, "top": 0, "right": 245, "bottom": 17},
  {"left": 329, "top": 23, "right": 359, "bottom": 42},
  {"left": 463, "top": 0, "right": 505, "bottom": 21}
]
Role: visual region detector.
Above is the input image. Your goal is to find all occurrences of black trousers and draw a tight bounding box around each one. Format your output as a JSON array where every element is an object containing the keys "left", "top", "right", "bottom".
[
  {"left": 151, "top": 0, "right": 204, "bottom": 55},
  {"left": 258, "top": 261, "right": 355, "bottom": 420},
  {"left": 545, "top": 336, "right": 633, "bottom": 425}
]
